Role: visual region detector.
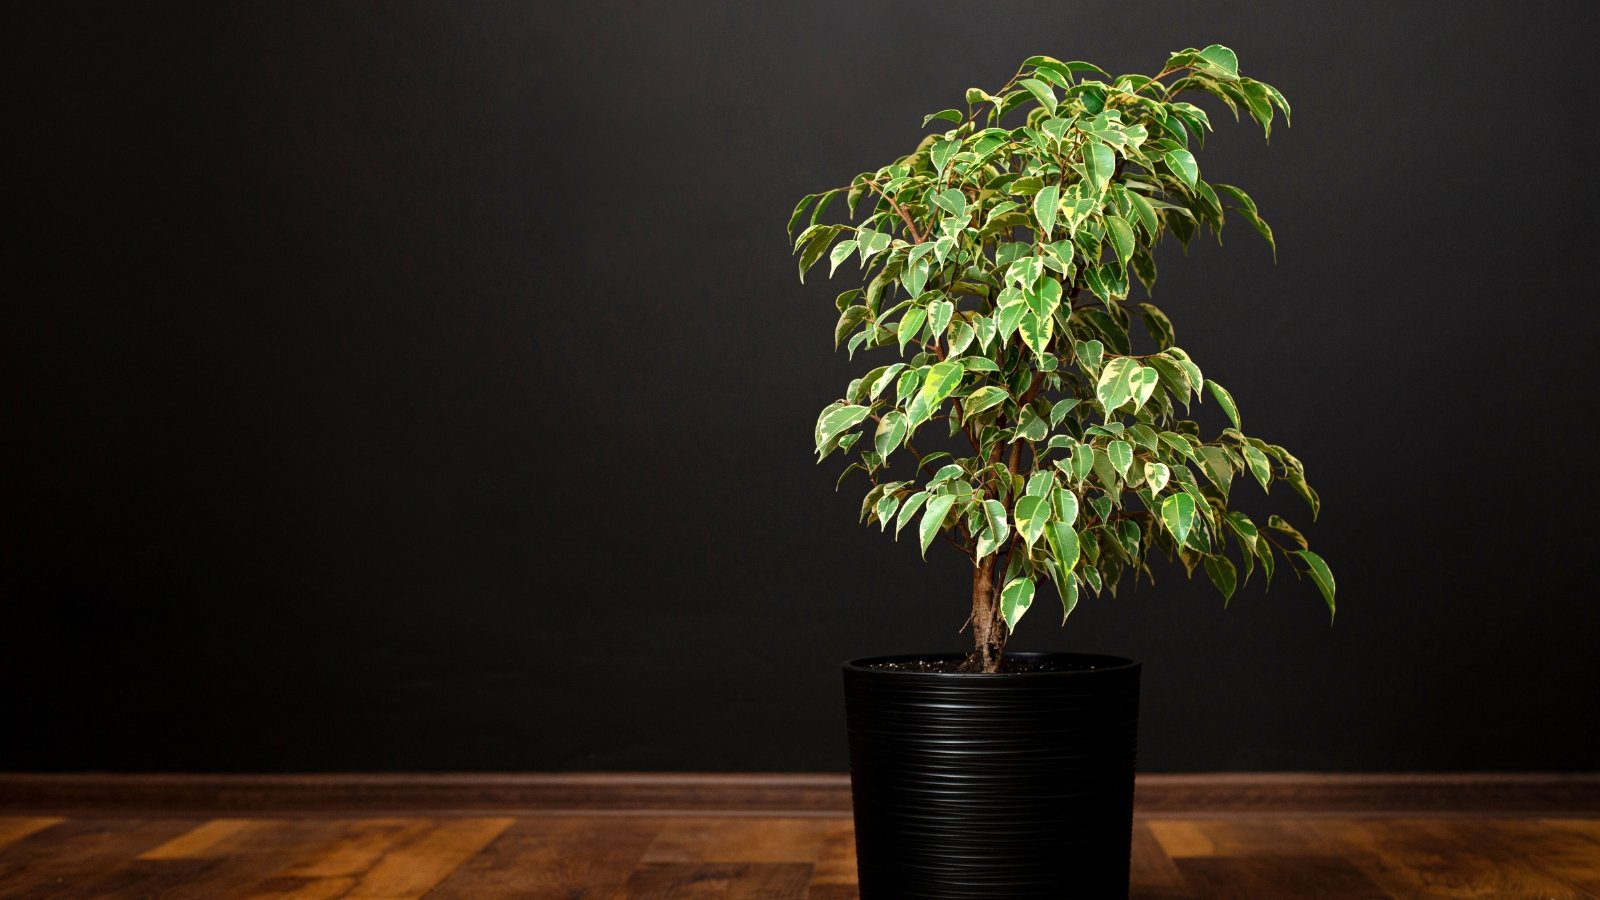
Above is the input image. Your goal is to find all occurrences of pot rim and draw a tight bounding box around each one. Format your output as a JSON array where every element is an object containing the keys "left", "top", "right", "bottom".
[{"left": 842, "top": 651, "right": 1138, "bottom": 677}]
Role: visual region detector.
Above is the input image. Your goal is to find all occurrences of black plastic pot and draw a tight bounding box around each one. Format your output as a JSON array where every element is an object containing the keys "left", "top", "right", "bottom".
[{"left": 842, "top": 652, "right": 1141, "bottom": 899}]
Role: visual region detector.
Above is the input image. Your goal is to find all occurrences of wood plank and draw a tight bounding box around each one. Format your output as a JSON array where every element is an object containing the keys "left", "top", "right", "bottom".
[
  {"left": 5, "top": 771, "right": 1598, "bottom": 816},
  {"left": 271, "top": 817, "right": 432, "bottom": 878},
  {"left": 641, "top": 817, "right": 840, "bottom": 864},
  {"left": 334, "top": 816, "right": 512, "bottom": 898},
  {"left": 1175, "top": 854, "right": 1394, "bottom": 899},
  {"left": 139, "top": 818, "right": 261, "bottom": 859},
  {"left": 1129, "top": 822, "right": 1189, "bottom": 900},
  {"left": 71, "top": 818, "right": 349, "bottom": 900},
  {"left": 0, "top": 817, "right": 199, "bottom": 898},
  {"left": 1313, "top": 817, "right": 1591, "bottom": 899},
  {"left": 1146, "top": 819, "right": 1215, "bottom": 857},
  {"left": 0, "top": 812, "right": 1596, "bottom": 898},
  {"left": 807, "top": 818, "right": 857, "bottom": 886},
  {"left": 425, "top": 816, "right": 662, "bottom": 899},
  {"left": 612, "top": 862, "right": 812, "bottom": 899},
  {"left": 0, "top": 818, "right": 65, "bottom": 852}
]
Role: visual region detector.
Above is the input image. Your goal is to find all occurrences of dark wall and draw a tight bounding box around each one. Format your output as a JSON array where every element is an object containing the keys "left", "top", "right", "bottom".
[{"left": 6, "top": 0, "right": 1597, "bottom": 773}]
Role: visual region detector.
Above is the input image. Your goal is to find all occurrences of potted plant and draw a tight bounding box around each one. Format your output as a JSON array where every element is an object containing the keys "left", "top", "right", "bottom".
[{"left": 792, "top": 45, "right": 1335, "bottom": 898}]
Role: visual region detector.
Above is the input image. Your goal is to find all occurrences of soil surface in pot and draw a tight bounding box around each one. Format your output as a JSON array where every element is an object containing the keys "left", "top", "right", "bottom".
[{"left": 864, "top": 656, "right": 1106, "bottom": 674}]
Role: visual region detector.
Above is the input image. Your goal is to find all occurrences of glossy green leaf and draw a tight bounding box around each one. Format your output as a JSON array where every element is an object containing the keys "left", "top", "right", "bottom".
[
  {"left": 1165, "top": 148, "right": 1198, "bottom": 188},
  {"left": 1206, "top": 380, "right": 1240, "bottom": 429},
  {"left": 1294, "top": 549, "right": 1336, "bottom": 620},
  {"left": 1197, "top": 445, "right": 1234, "bottom": 496},
  {"left": 933, "top": 188, "right": 967, "bottom": 219},
  {"left": 1242, "top": 444, "right": 1271, "bottom": 490},
  {"left": 1144, "top": 461, "right": 1170, "bottom": 494},
  {"left": 1130, "top": 366, "right": 1159, "bottom": 412},
  {"left": 875, "top": 410, "right": 907, "bottom": 457},
  {"left": 1001, "top": 576, "right": 1036, "bottom": 630},
  {"left": 1050, "top": 398, "right": 1080, "bottom": 426},
  {"left": 1196, "top": 44, "right": 1239, "bottom": 79},
  {"left": 1046, "top": 522, "right": 1079, "bottom": 576},
  {"left": 948, "top": 318, "right": 976, "bottom": 355},
  {"left": 1161, "top": 492, "right": 1196, "bottom": 545},
  {"left": 1051, "top": 488, "right": 1079, "bottom": 526},
  {"left": 902, "top": 256, "right": 930, "bottom": 298},
  {"left": 1015, "top": 494, "right": 1049, "bottom": 546},
  {"left": 1070, "top": 442, "right": 1095, "bottom": 482},
  {"left": 977, "top": 498, "right": 1010, "bottom": 558},
  {"left": 930, "top": 138, "right": 960, "bottom": 173},
  {"left": 815, "top": 404, "right": 870, "bottom": 451},
  {"left": 909, "top": 360, "right": 964, "bottom": 425},
  {"left": 1105, "top": 214, "right": 1134, "bottom": 268},
  {"left": 1033, "top": 184, "right": 1060, "bottom": 236},
  {"left": 829, "top": 240, "right": 858, "bottom": 277},
  {"left": 1075, "top": 339, "right": 1104, "bottom": 373},
  {"left": 1084, "top": 142, "right": 1115, "bottom": 193},
  {"left": 834, "top": 306, "right": 868, "bottom": 349},
  {"left": 1096, "top": 357, "right": 1140, "bottom": 414},
  {"left": 1214, "top": 182, "right": 1276, "bottom": 260},
  {"left": 897, "top": 306, "right": 927, "bottom": 354},
  {"left": 1108, "top": 440, "right": 1134, "bottom": 479},
  {"left": 1020, "top": 308, "right": 1054, "bottom": 360},
  {"left": 894, "top": 490, "right": 929, "bottom": 538},
  {"left": 875, "top": 492, "right": 902, "bottom": 531},
  {"left": 923, "top": 108, "right": 963, "bottom": 127},
  {"left": 1058, "top": 573, "right": 1079, "bottom": 622},
  {"left": 962, "top": 385, "right": 1009, "bottom": 418},
  {"left": 1203, "top": 554, "right": 1237, "bottom": 603},
  {"left": 1019, "top": 78, "right": 1057, "bottom": 114},
  {"left": 1267, "top": 514, "right": 1309, "bottom": 549},
  {"left": 918, "top": 493, "right": 957, "bottom": 558}
]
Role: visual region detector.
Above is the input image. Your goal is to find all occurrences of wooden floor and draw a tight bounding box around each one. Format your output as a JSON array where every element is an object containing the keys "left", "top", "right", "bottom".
[{"left": 2, "top": 813, "right": 1599, "bottom": 898}]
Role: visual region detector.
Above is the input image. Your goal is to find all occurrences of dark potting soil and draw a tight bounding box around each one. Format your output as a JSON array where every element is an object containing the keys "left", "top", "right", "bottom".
[{"left": 865, "top": 657, "right": 1102, "bottom": 674}]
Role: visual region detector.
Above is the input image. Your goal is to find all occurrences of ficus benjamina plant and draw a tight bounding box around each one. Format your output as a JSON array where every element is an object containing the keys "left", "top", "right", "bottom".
[{"left": 792, "top": 45, "right": 1335, "bottom": 673}]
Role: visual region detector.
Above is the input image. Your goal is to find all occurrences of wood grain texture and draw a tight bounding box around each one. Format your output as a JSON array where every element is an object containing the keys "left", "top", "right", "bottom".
[
  {"left": 4, "top": 771, "right": 1599, "bottom": 815},
  {"left": 1, "top": 812, "right": 1597, "bottom": 898}
]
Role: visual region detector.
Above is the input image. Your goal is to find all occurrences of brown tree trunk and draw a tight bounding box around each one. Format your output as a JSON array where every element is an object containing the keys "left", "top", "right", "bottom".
[{"left": 964, "top": 555, "right": 1006, "bottom": 672}]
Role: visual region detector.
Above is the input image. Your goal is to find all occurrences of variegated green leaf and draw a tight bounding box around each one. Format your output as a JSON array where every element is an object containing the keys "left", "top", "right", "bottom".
[
  {"left": 1015, "top": 494, "right": 1050, "bottom": 546},
  {"left": 1033, "top": 184, "right": 1060, "bottom": 236},
  {"left": 918, "top": 493, "right": 957, "bottom": 558},
  {"left": 894, "top": 491, "right": 929, "bottom": 538},
  {"left": 1161, "top": 493, "right": 1196, "bottom": 545},
  {"left": 1243, "top": 443, "right": 1272, "bottom": 490},
  {"left": 1294, "top": 549, "right": 1336, "bottom": 620},
  {"left": 1084, "top": 142, "right": 1115, "bottom": 193},
  {"left": 1165, "top": 148, "right": 1198, "bottom": 188},
  {"left": 1204, "top": 554, "right": 1237, "bottom": 603},
  {"left": 909, "top": 360, "right": 964, "bottom": 425},
  {"left": 1096, "top": 357, "right": 1141, "bottom": 414},
  {"left": 1105, "top": 215, "right": 1134, "bottom": 268},
  {"left": 962, "top": 385, "right": 1009, "bottom": 418},
  {"left": 1144, "top": 461, "right": 1170, "bottom": 495},
  {"left": 1051, "top": 488, "right": 1079, "bottom": 527},
  {"left": 1001, "top": 576, "right": 1036, "bottom": 629},
  {"left": 1108, "top": 440, "right": 1134, "bottom": 479},
  {"left": 815, "top": 405, "right": 870, "bottom": 451},
  {"left": 1206, "top": 380, "right": 1240, "bottom": 429},
  {"left": 875, "top": 410, "right": 907, "bottom": 457}
]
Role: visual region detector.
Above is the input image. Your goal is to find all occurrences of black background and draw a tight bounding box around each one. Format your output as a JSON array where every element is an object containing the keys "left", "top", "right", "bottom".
[{"left": 6, "top": 1, "right": 1598, "bottom": 773}]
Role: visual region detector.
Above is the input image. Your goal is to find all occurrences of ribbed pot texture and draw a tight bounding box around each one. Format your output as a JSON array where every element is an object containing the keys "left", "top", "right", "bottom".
[{"left": 843, "top": 652, "right": 1141, "bottom": 900}]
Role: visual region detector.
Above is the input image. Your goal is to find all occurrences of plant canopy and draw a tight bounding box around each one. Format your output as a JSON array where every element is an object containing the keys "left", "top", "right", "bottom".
[{"left": 793, "top": 45, "right": 1334, "bottom": 672}]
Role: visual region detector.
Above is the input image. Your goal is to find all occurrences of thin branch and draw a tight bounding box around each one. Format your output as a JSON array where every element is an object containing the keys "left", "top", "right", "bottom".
[{"left": 865, "top": 180, "right": 925, "bottom": 244}]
